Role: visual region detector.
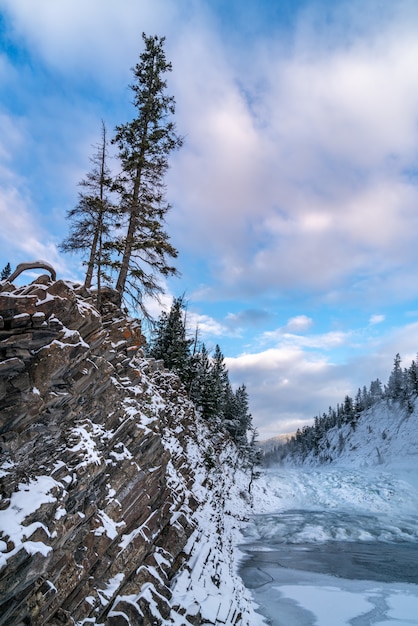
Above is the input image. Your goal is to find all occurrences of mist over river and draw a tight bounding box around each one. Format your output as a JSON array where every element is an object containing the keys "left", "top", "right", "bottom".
[{"left": 239, "top": 467, "right": 418, "bottom": 625}]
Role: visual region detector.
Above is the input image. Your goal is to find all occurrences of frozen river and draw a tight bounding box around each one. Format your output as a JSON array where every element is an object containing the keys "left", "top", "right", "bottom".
[{"left": 239, "top": 467, "right": 418, "bottom": 625}]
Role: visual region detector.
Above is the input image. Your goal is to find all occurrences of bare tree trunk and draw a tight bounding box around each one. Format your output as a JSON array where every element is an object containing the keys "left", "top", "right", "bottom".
[
  {"left": 84, "top": 229, "right": 99, "bottom": 290},
  {"left": 115, "top": 173, "right": 141, "bottom": 296},
  {"left": 84, "top": 122, "right": 107, "bottom": 294}
]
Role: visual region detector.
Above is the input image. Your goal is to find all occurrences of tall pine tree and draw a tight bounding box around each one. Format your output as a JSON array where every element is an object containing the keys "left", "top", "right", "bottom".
[
  {"left": 209, "top": 344, "right": 229, "bottom": 420},
  {"left": 111, "top": 33, "right": 183, "bottom": 313}
]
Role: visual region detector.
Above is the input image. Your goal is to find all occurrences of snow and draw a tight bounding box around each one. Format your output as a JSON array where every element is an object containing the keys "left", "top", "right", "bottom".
[
  {"left": 6, "top": 282, "right": 417, "bottom": 624},
  {"left": 60, "top": 327, "right": 90, "bottom": 348},
  {"left": 118, "top": 511, "right": 159, "bottom": 551},
  {"left": 167, "top": 450, "right": 268, "bottom": 626},
  {"left": 0, "top": 459, "right": 14, "bottom": 478},
  {"left": 297, "top": 398, "right": 418, "bottom": 472},
  {"left": 279, "top": 584, "right": 374, "bottom": 625},
  {"left": 240, "top": 463, "right": 418, "bottom": 625},
  {"left": 69, "top": 424, "right": 103, "bottom": 467},
  {"left": 93, "top": 510, "right": 125, "bottom": 540},
  {"left": 97, "top": 572, "right": 125, "bottom": 606},
  {"left": 239, "top": 393, "right": 418, "bottom": 623},
  {"left": 385, "top": 593, "right": 418, "bottom": 622},
  {"left": 55, "top": 506, "right": 67, "bottom": 520},
  {"left": 0, "top": 284, "right": 266, "bottom": 624},
  {"left": 0, "top": 475, "right": 61, "bottom": 568}
]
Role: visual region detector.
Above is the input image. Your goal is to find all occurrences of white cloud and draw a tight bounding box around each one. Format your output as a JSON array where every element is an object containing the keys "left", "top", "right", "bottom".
[
  {"left": 0, "top": 0, "right": 181, "bottom": 84},
  {"left": 226, "top": 345, "right": 347, "bottom": 438},
  {"left": 186, "top": 311, "right": 230, "bottom": 340},
  {"left": 168, "top": 1, "right": 418, "bottom": 304},
  {"left": 285, "top": 315, "right": 313, "bottom": 332},
  {"left": 369, "top": 314, "right": 385, "bottom": 325},
  {"left": 4, "top": 0, "right": 418, "bottom": 305},
  {"left": 0, "top": 184, "right": 69, "bottom": 275},
  {"left": 261, "top": 325, "right": 350, "bottom": 351},
  {"left": 140, "top": 289, "right": 174, "bottom": 321},
  {"left": 2, "top": 0, "right": 418, "bottom": 442}
]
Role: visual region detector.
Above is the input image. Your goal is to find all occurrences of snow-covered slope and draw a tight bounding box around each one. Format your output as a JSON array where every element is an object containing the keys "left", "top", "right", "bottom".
[{"left": 296, "top": 398, "right": 418, "bottom": 471}]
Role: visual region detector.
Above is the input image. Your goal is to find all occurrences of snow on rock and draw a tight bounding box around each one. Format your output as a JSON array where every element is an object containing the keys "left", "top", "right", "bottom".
[
  {"left": 0, "top": 276, "right": 259, "bottom": 625},
  {"left": 0, "top": 476, "right": 59, "bottom": 568}
]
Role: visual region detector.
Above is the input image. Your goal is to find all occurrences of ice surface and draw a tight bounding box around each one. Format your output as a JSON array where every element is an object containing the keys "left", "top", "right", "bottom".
[
  {"left": 240, "top": 466, "right": 418, "bottom": 625},
  {"left": 277, "top": 584, "right": 374, "bottom": 625}
]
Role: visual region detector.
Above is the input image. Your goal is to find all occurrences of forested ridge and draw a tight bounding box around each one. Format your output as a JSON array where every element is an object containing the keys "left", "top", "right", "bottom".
[{"left": 264, "top": 353, "right": 418, "bottom": 465}]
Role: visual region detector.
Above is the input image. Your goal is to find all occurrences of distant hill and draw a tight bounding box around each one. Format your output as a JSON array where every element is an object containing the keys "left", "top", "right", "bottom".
[
  {"left": 264, "top": 354, "right": 418, "bottom": 470},
  {"left": 290, "top": 398, "right": 418, "bottom": 469},
  {"left": 259, "top": 433, "right": 293, "bottom": 452}
]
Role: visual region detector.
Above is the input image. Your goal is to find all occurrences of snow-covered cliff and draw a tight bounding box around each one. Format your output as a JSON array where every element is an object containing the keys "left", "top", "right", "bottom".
[{"left": 0, "top": 272, "right": 260, "bottom": 625}]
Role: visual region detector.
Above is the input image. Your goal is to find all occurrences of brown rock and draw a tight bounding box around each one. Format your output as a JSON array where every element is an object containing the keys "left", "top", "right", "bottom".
[
  {"left": 0, "top": 278, "right": 209, "bottom": 626},
  {"left": 0, "top": 294, "right": 37, "bottom": 320}
]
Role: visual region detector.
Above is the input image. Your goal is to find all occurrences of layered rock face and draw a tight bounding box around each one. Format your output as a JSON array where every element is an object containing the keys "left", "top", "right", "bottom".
[{"left": 0, "top": 274, "right": 257, "bottom": 625}]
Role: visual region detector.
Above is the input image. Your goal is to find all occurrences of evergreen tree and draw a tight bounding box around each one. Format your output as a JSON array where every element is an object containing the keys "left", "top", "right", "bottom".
[
  {"left": 234, "top": 384, "right": 252, "bottom": 443},
  {"left": 279, "top": 352, "right": 417, "bottom": 465},
  {"left": 369, "top": 378, "right": 383, "bottom": 402},
  {"left": 147, "top": 295, "right": 258, "bottom": 468},
  {"left": 386, "top": 353, "right": 403, "bottom": 400},
  {"left": 111, "top": 33, "right": 183, "bottom": 312},
  {"left": 407, "top": 358, "right": 418, "bottom": 397},
  {"left": 147, "top": 295, "right": 192, "bottom": 380},
  {"left": 209, "top": 344, "right": 229, "bottom": 419},
  {"left": 224, "top": 383, "right": 238, "bottom": 436},
  {"left": 1, "top": 262, "right": 11, "bottom": 280},
  {"left": 354, "top": 388, "right": 363, "bottom": 417},
  {"left": 190, "top": 343, "right": 213, "bottom": 419},
  {"left": 343, "top": 395, "right": 354, "bottom": 424},
  {"left": 60, "top": 121, "right": 116, "bottom": 307},
  {"left": 361, "top": 385, "right": 371, "bottom": 410}
]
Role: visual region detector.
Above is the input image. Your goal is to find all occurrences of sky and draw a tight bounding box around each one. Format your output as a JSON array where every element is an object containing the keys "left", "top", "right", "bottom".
[{"left": 2, "top": 0, "right": 418, "bottom": 439}]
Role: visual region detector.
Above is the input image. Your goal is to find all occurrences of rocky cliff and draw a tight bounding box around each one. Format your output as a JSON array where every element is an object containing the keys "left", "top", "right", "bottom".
[{"left": 0, "top": 270, "right": 259, "bottom": 625}]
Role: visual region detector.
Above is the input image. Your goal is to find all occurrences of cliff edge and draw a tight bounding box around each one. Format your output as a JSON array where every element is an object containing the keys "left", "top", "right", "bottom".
[{"left": 0, "top": 271, "right": 259, "bottom": 625}]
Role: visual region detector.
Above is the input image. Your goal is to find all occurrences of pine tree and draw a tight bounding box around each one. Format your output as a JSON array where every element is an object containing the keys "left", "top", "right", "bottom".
[
  {"left": 232, "top": 384, "right": 252, "bottom": 444},
  {"left": 224, "top": 383, "right": 239, "bottom": 437},
  {"left": 369, "top": 378, "right": 383, "bottom": 403},
  {"left": 190, "top": 343, "right": 213, "bottom": 419},
  {"left": 60, "top": 121, "right": 116, "bottom": 307},
  {"left": 111, "top": 33, "right": 183, "bottom": 312},
  {"left": 209, "top": 344, "right": 229, "bottom": 419},
  {"left": 407, "top": 358, "right": 418, "bottom": 397},
  {"left": 1, "top": 262, "right": 11, "bottom": 280},
  {"left": 147, "top": 295, "right": 192, "bottom": 380},
  {"left": 189, "top": 343, "right": 229, "bottom": 423},
  {"left": 386, "top": 353, "right": 403, "bottom": 400}
]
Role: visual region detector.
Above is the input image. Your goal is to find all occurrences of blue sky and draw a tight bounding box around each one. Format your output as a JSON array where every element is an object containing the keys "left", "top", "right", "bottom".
[{"left": 2, "top": 0, "right": 418, "bottom": 439}]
